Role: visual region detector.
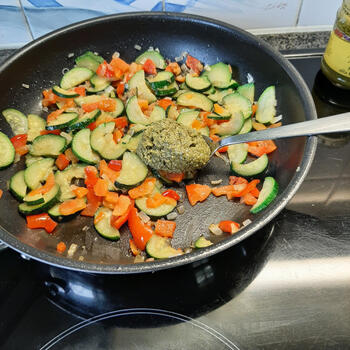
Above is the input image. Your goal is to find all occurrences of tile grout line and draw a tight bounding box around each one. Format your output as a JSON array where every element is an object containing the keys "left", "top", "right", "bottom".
[
  {"left": 295, "top": 0, "right": 304, "bottom": 27},
  {"left": 18, "top": 0, "right": 34, "bottom": 41}
]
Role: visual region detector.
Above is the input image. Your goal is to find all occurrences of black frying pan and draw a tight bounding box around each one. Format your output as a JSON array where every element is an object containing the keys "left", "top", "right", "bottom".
[{"left": 0, "top": 12, "right": 317, "bottom": 273}]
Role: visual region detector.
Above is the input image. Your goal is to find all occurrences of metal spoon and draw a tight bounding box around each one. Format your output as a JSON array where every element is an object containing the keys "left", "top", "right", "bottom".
[{"left": 205, "top": 112, "right": 350, "bottom": 156}]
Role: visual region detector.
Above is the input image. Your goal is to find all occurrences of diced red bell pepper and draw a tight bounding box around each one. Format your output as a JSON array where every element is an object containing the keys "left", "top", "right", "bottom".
[
  {"left": 186, "top": 55, "right": 203, "bottom": 75},
  {"left": 127, "top": 207, "right": 153, "bottom": 250},
  {"left": 162, "top": 189, "right": 180, "bottom": 201},
  {"left": 80, "top": 188, "right": 101, "bottom": 217},
  {"left": 55, "top": 153, "right": 70, "bottom": 170},
  {"left": 10, "top": 134, "right": 28, "bottom": 155},
  {"left": 186, "top": 184, "right": 211, "bottom": 206},
  {"left": 84, "top": 166, "right": 99, "bottom": 188},
  {"left": 26, "top": 213, "right": 58, "bottom": 233},
  {"left": 108, "top": 160, "right": 122, "bottom": 172},
  {"left": 143, "top": 59, "right": 157, "bottom": 75}
]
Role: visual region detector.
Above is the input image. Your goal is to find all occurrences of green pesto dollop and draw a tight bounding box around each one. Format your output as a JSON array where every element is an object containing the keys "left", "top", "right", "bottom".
[{"left": 136, "top": 119, "right": 210, "bottom": 174}]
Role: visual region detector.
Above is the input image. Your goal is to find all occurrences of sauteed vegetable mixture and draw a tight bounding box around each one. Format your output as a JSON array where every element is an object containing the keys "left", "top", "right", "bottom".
[{"left": 0, "top": 48, "right": 279, "bottom": 260}]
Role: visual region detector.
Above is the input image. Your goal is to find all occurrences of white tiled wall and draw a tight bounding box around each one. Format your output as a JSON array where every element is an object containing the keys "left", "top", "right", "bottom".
[{"left": 0, "top": 0, "right": 343, "bottom": 48}]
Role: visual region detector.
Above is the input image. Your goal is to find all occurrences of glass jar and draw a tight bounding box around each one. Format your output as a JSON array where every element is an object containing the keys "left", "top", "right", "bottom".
[{"left": 321, "top": 0, "right": 350, "bottom": 89}]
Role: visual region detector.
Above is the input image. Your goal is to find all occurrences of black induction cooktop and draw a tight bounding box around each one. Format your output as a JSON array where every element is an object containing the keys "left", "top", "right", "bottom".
[{"left": 1, "top": 49, "right": 350, "bottom": 350}]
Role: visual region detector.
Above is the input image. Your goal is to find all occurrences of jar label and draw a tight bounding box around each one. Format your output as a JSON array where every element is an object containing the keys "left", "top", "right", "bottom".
[{"left": 324, "top": 30, "right": 350, "bottom": 78}]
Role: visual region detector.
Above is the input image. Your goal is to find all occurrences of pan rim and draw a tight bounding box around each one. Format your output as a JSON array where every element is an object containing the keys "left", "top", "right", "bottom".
[{"left": 0, "top": 11, "right": 317, "bottom": 274}]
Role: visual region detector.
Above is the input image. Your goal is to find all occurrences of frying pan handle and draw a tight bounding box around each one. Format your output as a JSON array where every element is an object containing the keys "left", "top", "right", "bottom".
[{"left": 217, "top": 112, "right": 350, "bottom": 148}]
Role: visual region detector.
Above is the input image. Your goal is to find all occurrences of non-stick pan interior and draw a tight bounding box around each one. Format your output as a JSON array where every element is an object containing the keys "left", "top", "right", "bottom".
[{"left": 0, "top": 13, "right": 317, "bottom": 273}]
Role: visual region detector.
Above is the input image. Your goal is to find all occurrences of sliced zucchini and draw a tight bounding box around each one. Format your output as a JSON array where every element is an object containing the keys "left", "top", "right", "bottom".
[
  {"left": 154, "top": 81, "right": 178, "bottom": 97},
  {"left": 90, "top": 122, "right": 127, "bottom": 160},
  {"left": 52, "top": 85, "right": 80, "bottom": 98},
  {"left": 75, "top": 51, "right": 104, "bottom": 72},
  {"left": 67, "top": 110, "right": 101, "bottom": 132},
  {"left": 24, "top": 157, "right": 55, "bottom": 190},
  {"left": 135, "top": 188, "right": 176, "bottom": 219},
  {"left": 146, "top": 234, "right": 181, "bottom": 259},
  {"left": 166, "top": 105, "right": 179, "bottom": 120},
  {"left": 115, "top": 152, "right": 148, "bottom": 188},
  {"left": 129, "top": 70, "right": 157, "bottom": 103},
  {"left": 152, "top": 169, "right": 174, "bottom": 185},
  {"left": 238, "top": 118, "right": 253, "bottom": 134},
  {"left": 207, "top": 113, "right": 230, "bottom": 121},
  {"left": 126, "top": 133, "right": 143, "bottom": 152},
  {"left": 212, "top": 112, "right": 244, "bottom": 136},
  {"left": 29, "top": 134, "right": 66, "bottom": 157},
  {"left": 173, "top": 89, "right": 189, "bottom": 98},
  {"left": 94, "top": 207, "right": 120, "bottom": 240},
  {"left": 176, "top": 91, "right": 213, "bottom": 112},
  {"left": 207, "top": 63, "right": 232, "bottom": 89},
  {"left": 46, "top": 112, "right": 79, "bottom": 130},
  {"left": 25, "top": 154, "right": 43, "bottom": 167},
  {"left": 2, "top": 108, "right": 28, "bottom": 135},
  {"left": 18, "top": 184, "right": 60, "bottom": 215},
  {"left": 177, "top": 110, "right": 209, "bottom": 136},
  {"left": 23, "top": 191, "right": 45, "bottom": 206},
  {"left": 250, "top": 177, "right": 278, "bottom": 214},
  {"left": 74, "top": 94, "right": 104, "bottom": 106},
  {"left": 109, "top": 98, "right": 124, "bottom": 118},
  {"left": 27, "top": 114, "right": 46, "bottom": 142},
  {"left": 55, "top": 164, "right": 86, "bottom": 201},
  {"left": 126, "top": 96, "right": 164, "bottom": 125},
  {"left": 231, "top": 154, "right": 268, "bottom": 177},
  {"left": 60, "top": 67, "right": 94, "bottom": 90},
  {"left": 9, "top": 170, "right": 27, "bottom": 201},
  {"left": 128, "top": 123, "right": 147, "bottom": 136},
  {"left": 203, "top": 86, "right": 216, "bottom": 95},
  {"left": 237, "top": 83, "right": 255, "bottom": 103},
  {"left": 185, "top": 74, "right": 211, "bottom": 92},
  {"left": 195, "top": 236, "right": 213, "bottom": 248},
  {"left": 223, "top": 93, "right": 252, "bottom": 120},
  {"left": 71, "top": 128, "right": 100, "bottom": 164},
  {"left": 0, "top": 131, "right": 15, "bottom": 169},
  {"left": 208, "top": 88, "right": 233, "bottom": 103},
  {"left": 135, "top": 50, "right": 166, "bottom": 69},
  {"left": 227, "top": 143, "right": 248, "bottom": 164},
  {"left": 48, "top": 203, "right": 77, "bottom": 221},
  {"left": 147, "top": 71, "right": 174, "bottom": 89},
  {"left": 256, "top": 86, "right": 276, "bottom": 124},
  {"left": 149, "top": 105, "right": 166, "bottom": 123},
  {"left": 86, "top": 74, "right": 111, "bottom": 94}
]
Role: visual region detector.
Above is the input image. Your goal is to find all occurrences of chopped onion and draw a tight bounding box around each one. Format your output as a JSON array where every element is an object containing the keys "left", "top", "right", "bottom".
[
  {"left": 134, "top": 255, "right": 145, "bottom": 263},
  {"left": 177, "top": 205, "right": 185, "bottom": 215},
  {"left": 211, "top": 179, "right": 223, "bottom": 185},
  {"left": 134, "top": 44, "right": 141, "bottom": 51},
  {"left": 174, "top": 56, "right": 182, "bottom": 62},
  {"left": 22, "top": 83, "right": 29, "bottom": 89},
  {"left": 138, "top": 211, "right": 151, "bottom": 224},
  {"left": 296, "top": 166, "right": 300, "bottom": 172},
  {"left": 68, "top": 53, "right": 74, "bottom": 58},
  {"left": 209, "top": 224, "right": 223, "bottom": 236},
  {"left": 215, "top": 151, "right": 229, "bottom": 164},
  {"left": 145, "top": 257, "right": 155, "bottom": 262},
  {"left": 60, "top": 131, "right": 72, "bottom": 144},
  {"left": 148, "top": 46, "right": 154, "bottom": 51},
  {"left": 104, "top": 85, "right": 114, "bottom": 95},
  {"left": 14, "top": 153, "right": 21, "bottom": 163},
  {"left": 166, "top": 212, "right": 178, "bottom": 220},
  {"left": 67, "top": 243, "right": 78, "bottom": 257},
  {"left": 273, "top": 114, "right": 283, "bottom": 123},
  {"left": 247, "top": 72, "right": 254, "bottom": 83},
  {"left": 78, "top": 256, "right": 84, "bottom": 261},
  {"left": 42, "top": 106, "right": 49, "bottom": 112},
  {"left": 155, "top": 47, "right": 160, "bottom": 53},
  {"left": 230, "top": 223, "right": 239, "bottom": 234},
  {"left": 242, "top": 219, "right": 252, "bottom": 227},
  {"left": 82, "top": 225, "right": 89, "bottom": 232},
  {"left": 204, "top": 64, "right": 211, "bottom": 71},
  {"left": 184, "top": 248, "right": 192, "bottom": 254},
  {"left": 112, "top": 51, "right": 120, "bottom": 58}
]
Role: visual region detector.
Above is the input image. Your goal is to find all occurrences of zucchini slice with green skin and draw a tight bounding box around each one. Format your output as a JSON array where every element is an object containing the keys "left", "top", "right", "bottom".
[
  {"left": 154, "top": 81, "right": 178, "bottom": 97},
  {"left": 23, "top": 192, "right": 45, "bottom": 206},
  {"left": 55, "top": 164, "right": 86, "bottom": 201},
  {"left": 29, "top": 134, "right": 66, "bottom": 157},
  {"left": 237, "top": 83, "right": 255, "bottom": 103},
  {"left": 128, "top": 123, "right": 147, "bottom": 136},
  {"left": 72, "top": 128, "right": 100, "bottom": 164},
  {"left": 207, "top": 113, "right": 230, "bottom": 121},
  {"left": 223, "top": 92, "right": 252, "bottom": 120},
  {"left": 149, "top": 105, "right": 166, "bottom": 123},
  {"left": 256, "top": 86, "right": 277, "bottom": 124},
  {"left": 231, "top": 154, "right": 268, "bottom": 177},
  {"left": 177, "top": 110, "right": 209, "bottom": 136},
  {"left": 146, "top": 234, "right": 182, "bottom": 259},
  {"left": 129, "top": 70, "right": 157, "bottom": 103},
  {"left": 207, "top": 62, "right": 232, "bottom": 89},
  {"left": 75, "top": 51, "right": 104, "bottom": 72},
  {"left": 24, "top": 157, "right": 55, "bottom": 190},
  {"left": 2, "top": 108, "right": 28, "bottom": 135},
  {"left": 147, "top": 71, "right": 174, "bottom": 89},
  {"left": 18, "top": 184, "right": 60, "bottom": 215},
  {"left": 52, "top": 85, "right": 80, "bottom": 98},
  {"left": 109, "top": 98, "right": 124, "bottom": 118},
  {"left": 86, "top": 74, "right": 111, "bottom": 94},
  {"left": 67, "top": 110, "right": 101, "bottom": 132},
  {"left": 27, "top": 114, "right": 46, "bottom": 142},
  {"left": 0, "top": 131, "right": 15, "bottom": 169},
  {"left": 207, "top": 88, "right": 233, "bottom": 103},
  {"left": 213, "top": 112, "right": 244, "bottom": 136},
  {"left": 195, "top": 236, "right": 213, "bottom": 248},
  {"left": 250, "top": 176, "right": 278, "bottom": 214},
  {"left": 166, "top": 105, "right": 179, "bottom": 120},
  {"left": 25, "top": 154, "right": 43, "bottom": 167},
  {"left": 135, "top": 188, "right": 177, "bottom": 219},
  {"left": 135, "top": 50, "right": 166, "bottom": 69},
  {"left": 60, "top": 67, "right": 94, "bottom": 90},
  {"left": 90, "top": 122, "right": 127, "bottom": 160},
  {"left": 48, "top": 203, "right": 78, "bottom": 221},
  {"left": 227, "top": 143, "right": 248, "bottom": 164},
  {"left": 94, "top": 207, "right": 120, "bottom": 241},
  {"left": 115, "top": 152, "right": 148, "bottom": 189},
  {"left": 238, "top": 118, "right": 253, "bottom": 134},
  {"left": 46, "top": 112, "right": 79, "bottom": 130},
  {"left": 126, "top": 132, "right": 143, "bottom": 152},
  {"left": 74, "top": 94, "right": 104, "bottom": 106},
  {"left": 151, "top": 169, "right": 174, "bottom": 185},
  {"left": 185, "top": 74, "right": 211, "bottom": 92},
  {"left": 9, "top": 170, "right": 27, "bottom": 201},
  {"left": 176, "top": 91, "right": 213, "bottom": 112}
]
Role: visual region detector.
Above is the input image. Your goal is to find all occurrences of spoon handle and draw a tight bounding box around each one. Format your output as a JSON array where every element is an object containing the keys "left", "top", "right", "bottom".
[{"left": 217, "top": 112, "right": 350, "bottom": 149}]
